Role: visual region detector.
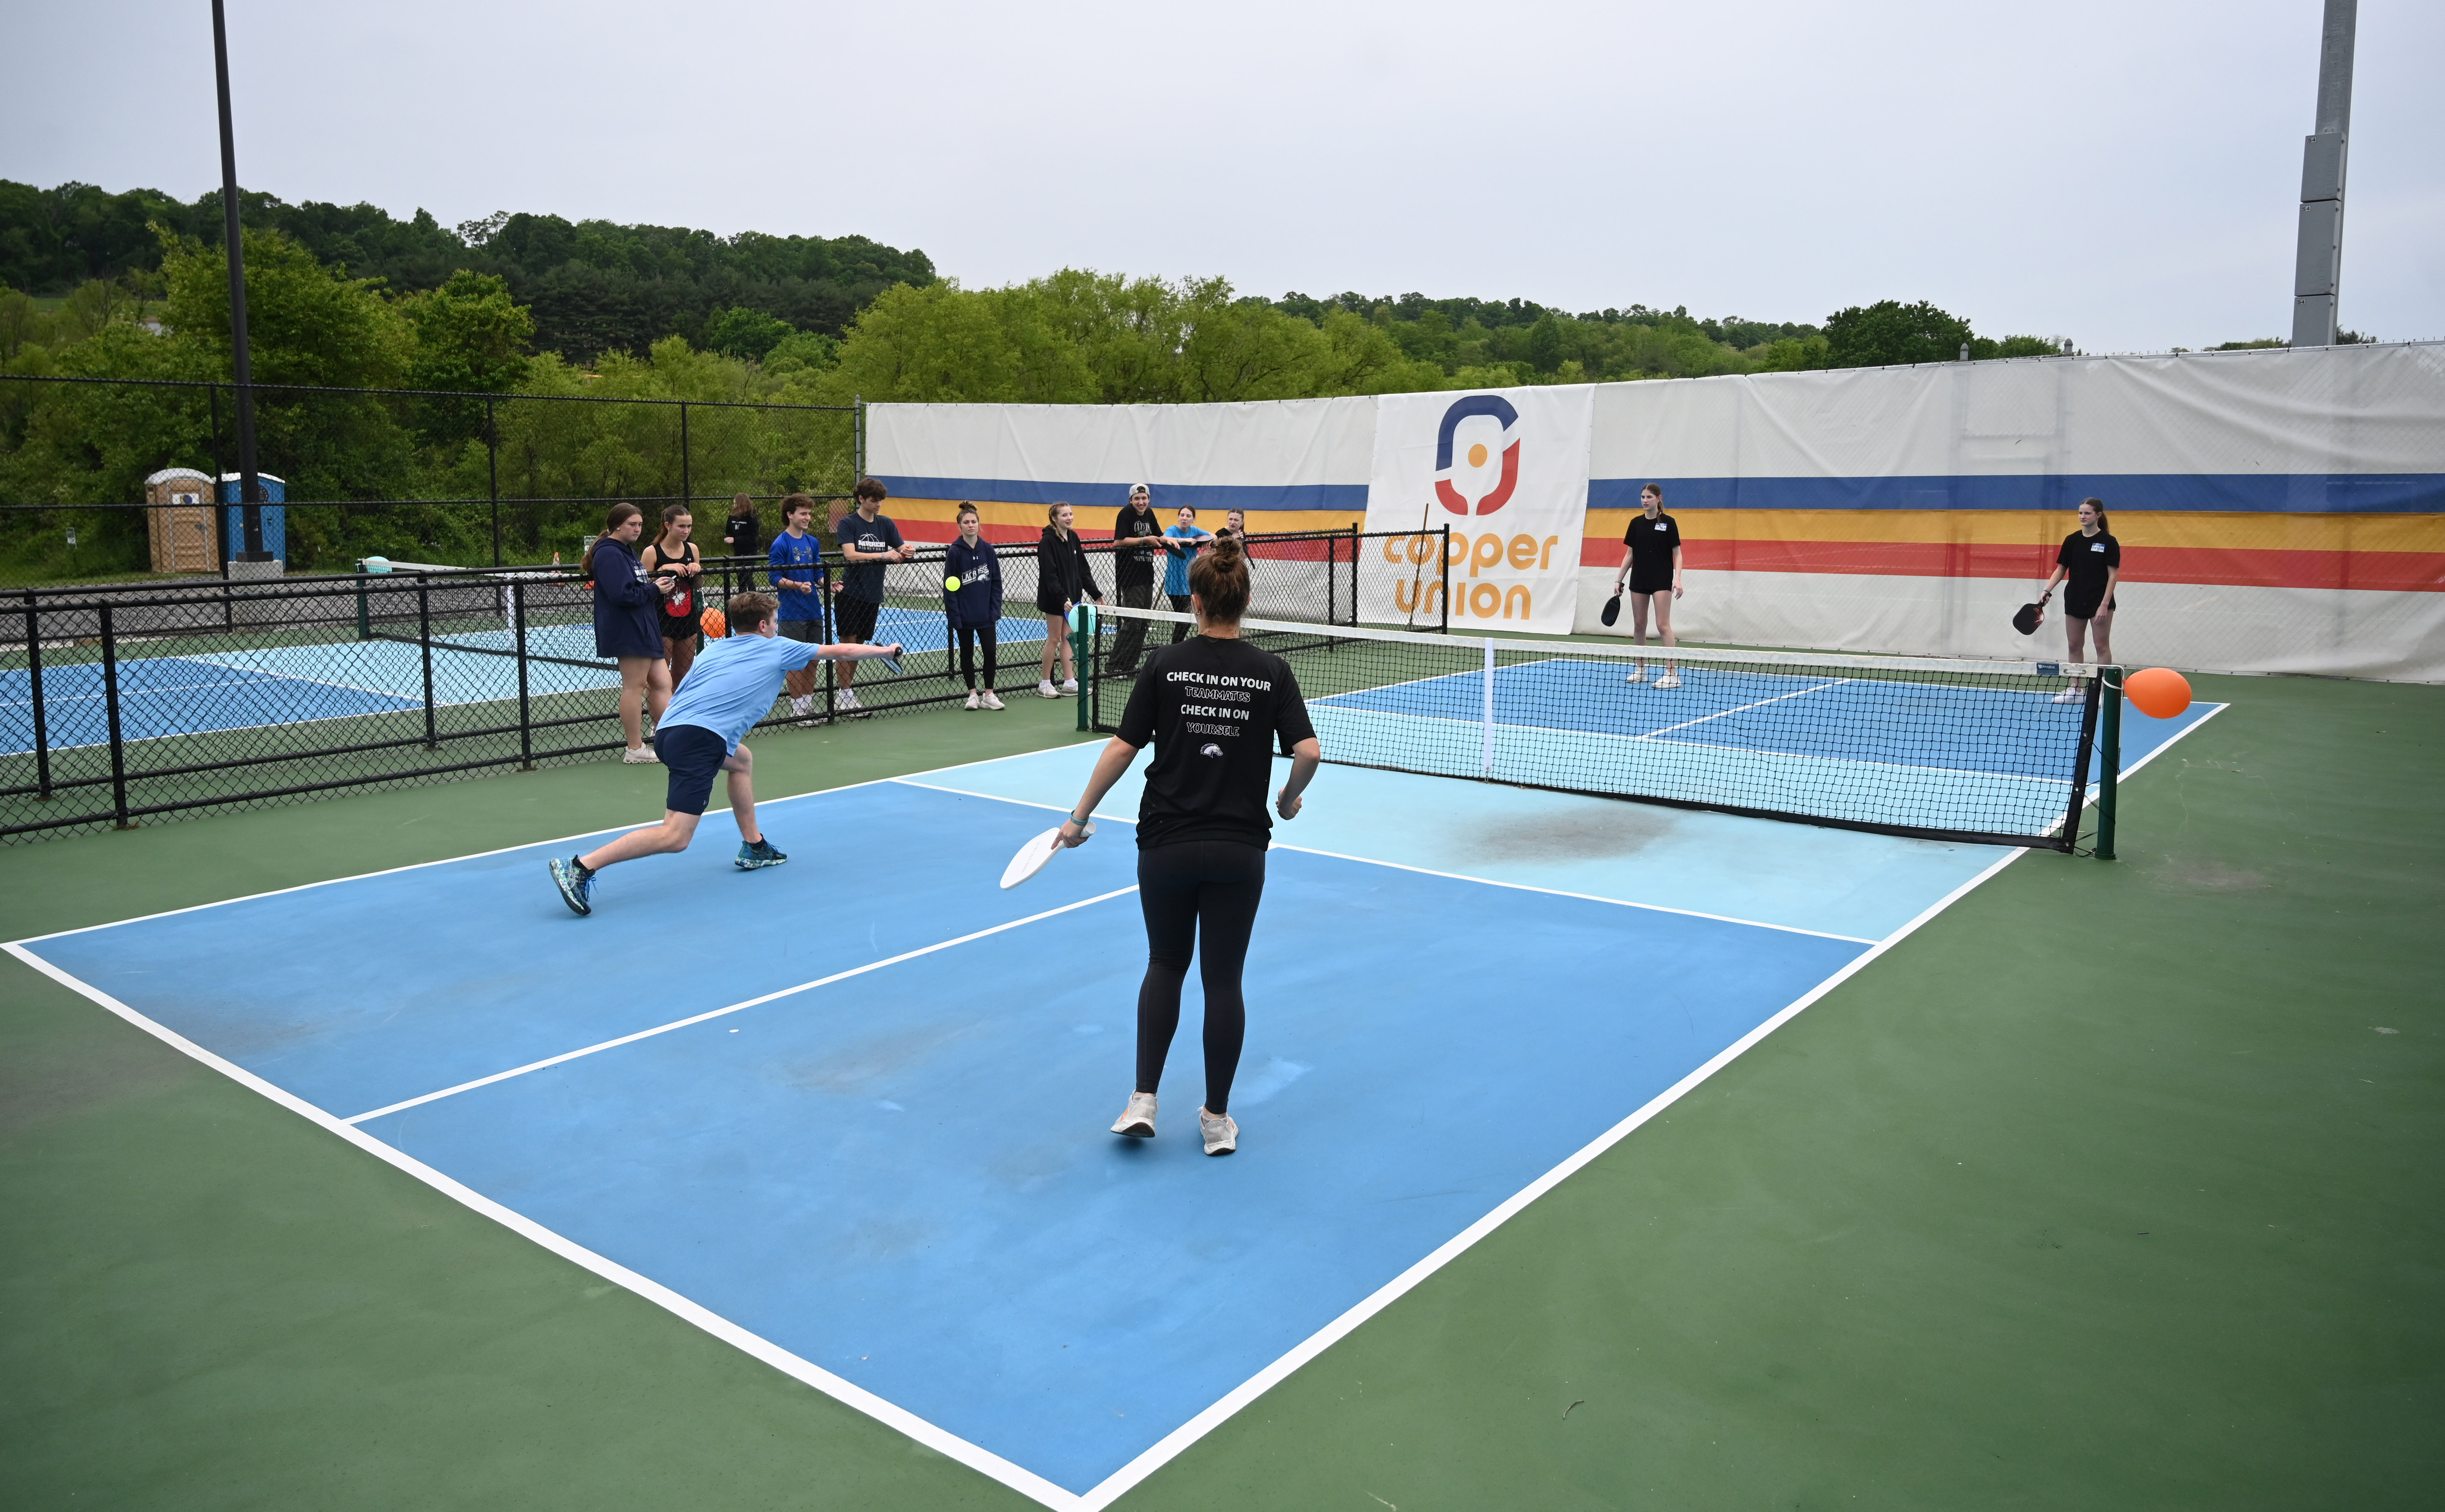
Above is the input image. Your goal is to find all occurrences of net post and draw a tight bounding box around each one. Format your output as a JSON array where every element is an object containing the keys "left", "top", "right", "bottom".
[
  {"left": 1074, "top": 614, "right": 1090, "bottom": 733},
  {"left": 355, "top": 570, "right": 371, "bottom": 640},
  {"left": 100, "top": 602, "right": 133, "bottom": 829},
  {"left": 1481, "top": 637, "right": 1496, "bottom": 777},
  {"left": 2097, "top": 666, "right": 2122, "bottom": 861},
  {"left": 512, "top": 578, "right": 534, "bottom": 771},
  {"left": 418, "top": 575, "right": 438, "bottom": 750},
  {"left": 25, "top": 593, "right": 52, "bottom": 801},
  {"left": 2059, "top": 668, "right": 2103, "bottom": 852}
]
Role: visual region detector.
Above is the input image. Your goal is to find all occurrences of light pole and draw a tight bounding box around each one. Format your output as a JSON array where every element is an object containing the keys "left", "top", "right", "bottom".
[
  {"left": 211, "top": 0, "right": 268, "bottom": 562},
  {"left": 2290, "top": 0, "right": 2357, "bottom": 349}
]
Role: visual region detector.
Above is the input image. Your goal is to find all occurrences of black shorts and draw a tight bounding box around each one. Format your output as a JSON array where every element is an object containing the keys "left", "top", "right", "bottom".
[
  {"left": 834, "top": 594, "right": 880, "bottom": 642},
  {"left": 657, "top": 724, "right": 730, "bottom": 816},
  {"left": 1035, "top": 594, "right": 1069, "bottom": 619},
  {"left": 1626, "top": 572, "right": 1674, "bottom": 597},
  {"left": 2064, "top": 588, "right": 2117, "bottom": 620},
  {"left": 661, "top": 611, "right": 701, "bottom": 641},
  {"left": 777, "top": 619, "right": 820, "bottom": 644}
]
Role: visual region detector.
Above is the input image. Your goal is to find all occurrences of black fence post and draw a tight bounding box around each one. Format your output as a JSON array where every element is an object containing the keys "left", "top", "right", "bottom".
[
  {"left": 512, "top": 578, "right": 534, "bottom": 770},
  {"left": 1439, "top": 524, "right": 1452, "bottom": 633},
  {"left": 486, "top": 395, "right": 501, "bottom": 567},
  {"left": 679, "top": 401, "right": 691, "bottom": 514},
  {"left": 418, "top": 574, "right": 438, "bottom": 750},
  {"left": 24, "top": 592, "right": 51, "bottom": 801},
  {"left": 1348, "top": 523, "right": 1359, "bottom": 625},
  {"left": 99, "top": 602, "right": 131, "bottom": 829},
  {"left": 1326, "top": 530, "right": 1337, "bottom": 629}
]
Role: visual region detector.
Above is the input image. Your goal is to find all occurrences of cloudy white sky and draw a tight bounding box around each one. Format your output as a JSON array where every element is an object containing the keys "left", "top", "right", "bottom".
[{"left": 8, "top": 0, "right": 2440, "bottom": 351}]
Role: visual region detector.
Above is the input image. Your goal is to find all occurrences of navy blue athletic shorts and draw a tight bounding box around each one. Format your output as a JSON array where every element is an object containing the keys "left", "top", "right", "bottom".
[{"left": 657, "top": 724, "right": 730, "bottom": 816}]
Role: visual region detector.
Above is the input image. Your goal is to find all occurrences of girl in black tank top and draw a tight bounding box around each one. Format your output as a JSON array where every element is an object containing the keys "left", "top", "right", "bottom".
[{"left": 644, "top": 507, "right": 704, "bottom": 687}]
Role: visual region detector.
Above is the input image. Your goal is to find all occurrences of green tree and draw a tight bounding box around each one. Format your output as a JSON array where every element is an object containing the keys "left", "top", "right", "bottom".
[
  {"left": 1824, "top": 300, "right": 1974, "bottom": 367},
  {"left": 703, "top": 306, "right": 797, "bottom": 361}
]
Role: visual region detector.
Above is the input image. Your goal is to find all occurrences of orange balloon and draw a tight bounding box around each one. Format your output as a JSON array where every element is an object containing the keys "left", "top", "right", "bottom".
[
  {"left": 2124, "top": 666, "right": 2191, "bottom": 719},
  {"left": 701, "top": 608, "right": 727, "bottom": 640}
]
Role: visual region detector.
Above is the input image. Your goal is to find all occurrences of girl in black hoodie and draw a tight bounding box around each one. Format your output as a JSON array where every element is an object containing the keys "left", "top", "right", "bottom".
[{"left": 1034, "top": 501, "right": 1102, "bottom": 697}]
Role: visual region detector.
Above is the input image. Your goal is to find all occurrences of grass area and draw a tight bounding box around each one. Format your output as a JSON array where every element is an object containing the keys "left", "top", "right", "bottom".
[{"left": 2, "top": 673, "right": 2438, "bottom": 1509}]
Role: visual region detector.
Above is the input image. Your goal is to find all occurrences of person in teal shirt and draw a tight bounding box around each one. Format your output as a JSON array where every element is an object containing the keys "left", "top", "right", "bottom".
[{"left": 1161, "top": 505, "right": 1213, "bottom": 645}]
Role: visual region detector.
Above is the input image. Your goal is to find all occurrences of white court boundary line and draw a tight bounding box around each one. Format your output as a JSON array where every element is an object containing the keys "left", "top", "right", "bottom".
[
  {"left": 342, "top": 885, "right": 1141, "bottom": 1124},
  {"left": 1, "top": 705, "right": 2235, "bottom": 1510},
  {"left": 892, "top": 778, "right": 1876, "bottom": 944}
]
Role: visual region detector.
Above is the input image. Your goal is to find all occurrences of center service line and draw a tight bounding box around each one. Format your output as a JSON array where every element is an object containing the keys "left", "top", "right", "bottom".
[{"left": 343, "top": 885, "right": 1140, "bottom": 1125}]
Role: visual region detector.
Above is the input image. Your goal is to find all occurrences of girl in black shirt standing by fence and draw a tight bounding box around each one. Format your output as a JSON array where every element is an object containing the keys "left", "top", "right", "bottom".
[
  {"left": 1035, "top": 501, "right": 1103, "bottom": 697},
  {"left": 1056, "top": 535, "right": 1322, "bottom": 1156}
]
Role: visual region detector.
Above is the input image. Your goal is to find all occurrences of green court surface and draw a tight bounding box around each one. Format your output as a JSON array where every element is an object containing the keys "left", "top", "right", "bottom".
[{"left": 3, "top": 675, "right": 2439, "bottom": 1509}]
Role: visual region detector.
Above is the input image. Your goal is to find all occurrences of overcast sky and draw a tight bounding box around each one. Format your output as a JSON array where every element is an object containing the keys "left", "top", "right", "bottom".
[{"left": 8, "top": 0, "right": 2440, "bottom": 351}]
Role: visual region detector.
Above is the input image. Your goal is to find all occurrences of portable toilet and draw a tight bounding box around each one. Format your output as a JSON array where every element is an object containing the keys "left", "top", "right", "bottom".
[
  {"left": 217, "top": 472, "right": 287, "bottom": 564},
  {"left": 144, "top": 467, "right": 220, "bottom": 572}
]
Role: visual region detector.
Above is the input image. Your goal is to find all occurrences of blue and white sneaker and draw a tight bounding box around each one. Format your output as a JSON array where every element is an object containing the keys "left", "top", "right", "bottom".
[
  {"left": 735, "top": 837, "right": 788, "bottom": 870},
  {"left": 547, "top": 855, "right": 593, "bottom": 916}
]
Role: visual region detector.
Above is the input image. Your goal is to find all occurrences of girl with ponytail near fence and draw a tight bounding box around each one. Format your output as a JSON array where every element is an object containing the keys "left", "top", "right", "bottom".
[
  {"left": 587, "top": 502, "right": 673, "bottom": 763},
  {"left": 1053, "top": 534, "right": 1323, "bottom": 1157}
]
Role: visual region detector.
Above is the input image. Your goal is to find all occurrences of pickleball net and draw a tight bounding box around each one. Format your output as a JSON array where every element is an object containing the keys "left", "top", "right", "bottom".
[{"left": 1085, "top": 605, "right": 2108, "bottom": 850}]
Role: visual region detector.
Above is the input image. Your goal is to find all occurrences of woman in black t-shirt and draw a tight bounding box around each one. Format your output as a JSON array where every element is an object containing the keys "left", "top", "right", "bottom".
[
  {"left": 1056, "top": 535, "right": 1322, "bottom": 1156},
  {"left": 2033, "top": 497, "right": 2121, "bottom": 702}
]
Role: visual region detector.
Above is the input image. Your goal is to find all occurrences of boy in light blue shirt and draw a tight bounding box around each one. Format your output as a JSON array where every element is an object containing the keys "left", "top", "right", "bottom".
[
  {"left": 1162, "top": 504, "right": 1213, "bottom": 644},
  {"left": 547, "top": 591, "right": 900, "bottom": 915}
]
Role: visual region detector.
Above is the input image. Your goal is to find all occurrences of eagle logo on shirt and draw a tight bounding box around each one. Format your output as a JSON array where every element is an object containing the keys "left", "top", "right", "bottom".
[{"left": 1199, "top": 742, "right": 1224, "bottom": 757}]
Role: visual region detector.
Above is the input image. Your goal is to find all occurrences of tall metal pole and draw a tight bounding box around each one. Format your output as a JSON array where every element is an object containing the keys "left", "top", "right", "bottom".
[
  {"left": 211, "top": 0, "right": 267, "bottom": 560},
  {"left": 2290, "top": 0, "right": 2356, "bottom": 348}
]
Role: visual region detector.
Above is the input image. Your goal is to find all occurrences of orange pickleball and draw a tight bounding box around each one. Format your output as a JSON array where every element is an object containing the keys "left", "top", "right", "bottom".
[
  {"left": 2125, "top": 666, "right": 2191, "bottom": 719},
  {"left": 701, "top": 608, "right": 727, "bottom": 639}
]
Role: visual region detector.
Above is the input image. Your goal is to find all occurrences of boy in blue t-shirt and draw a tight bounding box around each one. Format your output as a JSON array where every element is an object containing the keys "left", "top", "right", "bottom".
[
  {"left": 1161, "top": 504, "right": 1212, "bottom": 645},
  {"left": 767, "top": 494, "right": 827, "bottom": 717},
  {"left": 547, "top": 591, "right": 901, "bottom": 916}
]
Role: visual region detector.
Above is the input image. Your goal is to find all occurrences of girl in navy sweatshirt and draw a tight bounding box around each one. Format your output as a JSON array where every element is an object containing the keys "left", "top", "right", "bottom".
[
  {"left": 588, "top": 502, "right": 673, "bottom": 762},
  {"left": 944, "top": 504, "right": 1007, "bottom": 709}
]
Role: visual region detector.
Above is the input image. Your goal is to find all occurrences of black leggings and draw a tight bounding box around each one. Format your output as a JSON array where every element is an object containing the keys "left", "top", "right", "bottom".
[
  {"left": 1135, "top": 839, "right": 1266, "bottom": 1114},
  {"left": 955, "top": 624, "right": 997, "bottom": 690},
  {"left": 1168, "top": 593, "right": 1192, "bottom": 643}
]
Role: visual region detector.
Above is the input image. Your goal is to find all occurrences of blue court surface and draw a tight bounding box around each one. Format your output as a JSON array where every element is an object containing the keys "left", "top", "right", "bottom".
[
  {"left": 0, "top": 608, "right": 1051, "bottom": 754},
  {"left": 10, "top": 704, "right": 2220, "bottom": 1508}
]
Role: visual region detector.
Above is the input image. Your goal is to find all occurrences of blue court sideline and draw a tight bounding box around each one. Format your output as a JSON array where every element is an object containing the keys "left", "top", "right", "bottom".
[{"left": 13, "top": 702, "right": 2222, "bottom": 1501}]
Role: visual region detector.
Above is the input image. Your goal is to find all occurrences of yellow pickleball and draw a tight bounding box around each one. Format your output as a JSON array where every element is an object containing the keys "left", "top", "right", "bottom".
[{"left": 943, "top": 575, "right": 962, "bottom": 593}]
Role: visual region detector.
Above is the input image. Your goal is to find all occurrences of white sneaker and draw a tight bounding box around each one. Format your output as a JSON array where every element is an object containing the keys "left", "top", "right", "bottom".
[
  {"left": 1111, "top": 1092, "right": 1157, "bottom": 1138},
  {"left": 964, "top": 689, "right": 982, "bottom": 710},
  {"left": 621, "top": 744, "right": 659, "bottom": 765},
  {"left": 2052, "top": 686, "right": 2085, "bottom": 703},
  {"left": 1038, "top": 679, "right": 1060, "bottom": 698},
  {"left": 1655, "top": 670, "right": 1681, "bottom": 690},
  {"left": 1624, "top": 666, "right": 1647, "bottom": 684},
  {"left": 790, "top": 693, "right": 814, "bottom": 716},
  {"left": 1199, "top": 1107, "right": 1238, "bottom": 1156},
  {"left": 980, "top": 690, "right": 1005, "bottom": 710},
  {"left": 1059, "top": 678, "right": 1079, "bottom": 696}
]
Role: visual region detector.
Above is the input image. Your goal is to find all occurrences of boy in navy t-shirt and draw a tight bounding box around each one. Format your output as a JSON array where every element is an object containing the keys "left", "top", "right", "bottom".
[
  {"left": 830, "top": 477, "right": 913, "bottom": 714},
  {"left": 767, "top": 494, "right": 826, "bottom": 717}
]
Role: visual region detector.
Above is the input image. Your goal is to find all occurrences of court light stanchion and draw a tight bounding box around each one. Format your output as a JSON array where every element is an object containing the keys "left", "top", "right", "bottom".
[
  {"left": 417, "top": 574, "right": 438, "bottom": 750},
  {"left": 512, "top": 578, "right": 534, "bottom": 771},
  {"left": 23, "top": 592, "right": 52, "bottom": 800},
  {"left": 99, "top": 602, "right": 132, "bottom": 829},
  {"left": 2096, "top": 666, "right": 2122, "bottom": 861}
]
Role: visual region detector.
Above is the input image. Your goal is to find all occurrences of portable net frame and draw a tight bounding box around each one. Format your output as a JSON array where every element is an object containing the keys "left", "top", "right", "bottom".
[{"left": 1085, "top": 604, "right": 2113, "bottom": 851}]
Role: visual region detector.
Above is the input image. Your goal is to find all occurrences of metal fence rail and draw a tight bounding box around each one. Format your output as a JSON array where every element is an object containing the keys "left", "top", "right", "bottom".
[{"left": 0, "top": 530, "right": 1450, "bottom": 843}]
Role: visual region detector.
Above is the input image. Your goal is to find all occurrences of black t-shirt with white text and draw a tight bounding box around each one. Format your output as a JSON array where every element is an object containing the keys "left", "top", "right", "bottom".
[
  {"left": 2056, "top": 529, "right": 2120, "bottom": 598},
  {"left": 1117, "top": 636, "right": 1317, "bottom": 850},
  {"left": 838, "top": 512, "right": 904, "bottom": 602},
  {"left": 1113, "top": 505, "right": 1164, "bottom": 586},
  {"left": 1624, "top": 511, "right": 1682, "bottom": 585}
]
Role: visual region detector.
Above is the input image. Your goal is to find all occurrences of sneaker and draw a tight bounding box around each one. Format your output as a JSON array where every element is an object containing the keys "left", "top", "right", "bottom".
[
  {"left": 547, "top": 856, "right": 593, "bottom": 916},
  {"left": 790, "top": 693, "right": 815, "bottom": 717},
  {"left": 621, "top": 744, "right": 659, "bottom": 764},
  {"left": 964, "top": 689, "right": 982, "bottom": 710},
  {"left": 1110, "top": 1091, "right": 1158, "bottom": 1138},
  {"left": 735, "top": 837, "right": 788, "bottom": 870},
  {"left": 2052, "top": 686, "right": 2085, "bottom": 704},
  {"left": 1059, "top": 678, "right": 1079, "bottom": 696},
  {"left": 1038, "top": 679, "right": 1060, "bottom": 699},
  {"left": 1198, "top": 1107, "right": 1238, "bottom": 1156},
  {"left": 979, "top": 690, "right": 1006, "bottom": 711},
  {"left": 1624, "top": 666, "right": 1647, "bottom": 684},
  {"left": 1655, "top": 670, "right": 1681, "bottom": 690}
]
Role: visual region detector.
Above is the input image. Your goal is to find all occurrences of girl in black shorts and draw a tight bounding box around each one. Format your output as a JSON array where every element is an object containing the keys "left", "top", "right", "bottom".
[
  {"left": 2034, "top": 497, "right": 2121, "bottom": 702},
  {"left": 1054, "top": 535, "right": 1322, "bottom": 1156},
  {"left": 642, "top": 503, "right": 703, "bottom": 688},
  {"left": 1035, "top": 501, "right": 1102, "bottom": 697}
]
